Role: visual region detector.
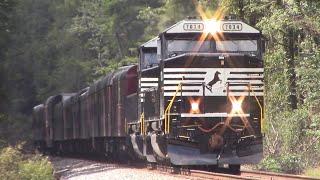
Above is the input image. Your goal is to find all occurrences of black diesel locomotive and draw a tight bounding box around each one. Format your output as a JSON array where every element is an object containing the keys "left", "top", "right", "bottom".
[{"left": 33, "top": 18, "right": 264, "bottom": 171}]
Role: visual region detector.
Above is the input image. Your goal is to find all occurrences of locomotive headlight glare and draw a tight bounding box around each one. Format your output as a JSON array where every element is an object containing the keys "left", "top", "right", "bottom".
[
  {"left": 191, "top": 102, "right": 199, "bottom": 112},
  {"left": 188, "top": 98, "right": 201, "bottom": 114},
  {"left": 232, "top": 101, "right": 242, "bottom": 112},
  {"left": 204, "top": 20, "right": 218, "bottom": 34}
]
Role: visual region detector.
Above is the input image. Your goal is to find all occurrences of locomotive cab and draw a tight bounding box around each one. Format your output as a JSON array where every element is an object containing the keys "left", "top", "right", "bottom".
[
  {"left": 139, "top": 37, "right": 159, "bottom": 71},
  {"left": 160, "top": 19, "right": 264, "bottom": 60}
]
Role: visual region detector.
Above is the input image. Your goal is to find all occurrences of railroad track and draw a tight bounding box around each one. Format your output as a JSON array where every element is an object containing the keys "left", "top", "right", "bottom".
[
  {"left": 239, "top": 170, "right": 317, "bottom": 180},
  {"left": 51, "top": 156, "right": 318, "bottom": 180},
  {"left": 187, "top": 169, "right": 317, "bottom": 180},
  {"left": 148, "top": 164, "right": 318, "bottom": 180}
]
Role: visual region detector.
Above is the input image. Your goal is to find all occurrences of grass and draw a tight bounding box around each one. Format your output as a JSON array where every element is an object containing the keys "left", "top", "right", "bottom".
[{"left": 304, "top": 166, "right": 320, "bottom": 178}]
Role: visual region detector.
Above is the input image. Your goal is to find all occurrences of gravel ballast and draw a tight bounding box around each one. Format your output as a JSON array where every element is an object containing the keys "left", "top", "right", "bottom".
[{"left": 50, "top": 157, "right": 191, "bottom": 180}]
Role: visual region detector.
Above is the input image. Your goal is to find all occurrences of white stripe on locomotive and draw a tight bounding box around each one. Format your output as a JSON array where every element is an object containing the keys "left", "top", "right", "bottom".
[{"left": 163, "top": 68, "right": 263, "bottom": 97}]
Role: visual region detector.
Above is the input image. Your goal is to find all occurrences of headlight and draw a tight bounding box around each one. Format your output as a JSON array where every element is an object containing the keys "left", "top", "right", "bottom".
[
  {"left": 232, "top": 100, "right": 242, "bottom": 113},
  {"left": 204, "top": 20, "right": 219, "bottom": 34},
  {"left": 188, "top": 98, "right": 201, "bottom": 114},
  {"left": 191, "top": 102, "right": 199, "bottom": 113}
]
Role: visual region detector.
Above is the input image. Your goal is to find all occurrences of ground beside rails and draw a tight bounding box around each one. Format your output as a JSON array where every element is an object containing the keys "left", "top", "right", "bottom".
[
  {"left": 148, "top": 164, "right": 318, "bottom": 180},
  {"left": 50, "top": 156, "right": 318, "bottom": 180}
]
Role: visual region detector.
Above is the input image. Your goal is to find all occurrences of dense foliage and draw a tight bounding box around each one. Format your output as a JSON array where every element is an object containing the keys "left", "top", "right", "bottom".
[{"left": 0, "top": 0, "right": 319, "bottom": 175}]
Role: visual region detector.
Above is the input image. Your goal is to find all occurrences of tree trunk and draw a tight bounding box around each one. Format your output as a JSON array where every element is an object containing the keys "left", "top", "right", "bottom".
[
  {"left": 284, "top": 27, "right": 298, "bottom": 109},
  {"left": 238, "top": 0, "right": 244, "bottom": 20},
  {"left": 115, "top": 32, "right": 124, "bottom": 58}
]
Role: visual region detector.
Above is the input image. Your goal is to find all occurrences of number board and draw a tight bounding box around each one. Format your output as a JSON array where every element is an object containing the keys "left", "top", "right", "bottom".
[
  {"left": 183, "top": 23, "right": 204, "bottom": 31},
  {"left": 222, "top": 23, "right": 242, "bottom": 31}
]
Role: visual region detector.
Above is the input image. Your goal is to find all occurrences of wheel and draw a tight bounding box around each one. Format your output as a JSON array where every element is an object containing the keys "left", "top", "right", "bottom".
[
  {"left": 229, "top": 164, "right": 240, "bottom": 173},
  {"left": 172, "top": 164, "right": 181, "bottom": 174},
  {"left": 207, "top": 165, "right": 218, "bottom": 172}
]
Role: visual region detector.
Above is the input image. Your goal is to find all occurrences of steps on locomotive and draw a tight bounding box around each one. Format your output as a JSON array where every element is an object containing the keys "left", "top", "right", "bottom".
[
  {"left": 130, "top": 133, "right": 158, "bottom": 163},
  {"left": 143, "top": 134, "right": 156, "bottom": 162},
  {"left": 130, "top": 134, "right": 145, "bottom": 159}
]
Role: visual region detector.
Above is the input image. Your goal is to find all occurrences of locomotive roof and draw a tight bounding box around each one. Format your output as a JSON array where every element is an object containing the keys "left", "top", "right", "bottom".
[
  {"left": 162, "top": 19, "right": 260, "bottom": 34},
  {"left": 140, "top": 36, "right": 158, "bottom": 48}
]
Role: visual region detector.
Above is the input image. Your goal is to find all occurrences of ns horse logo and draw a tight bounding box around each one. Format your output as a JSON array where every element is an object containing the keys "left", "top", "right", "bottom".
[{"left": 205, "top": 71, "right": 222, "bottom": 92}]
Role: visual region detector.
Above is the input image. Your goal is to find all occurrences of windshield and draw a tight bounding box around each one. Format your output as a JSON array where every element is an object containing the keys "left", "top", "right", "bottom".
[
  {"left": 167, "top": 39, "right": 258, "bottom": 55},
  {"left": 216, "top": 40, "right": 257, "bottom": 52},
  {"left": 141, "top": 52, "right": 158, "bottom": 69},
  {"left": 168, "top": 40, "right": 213, "bottom": 52}
]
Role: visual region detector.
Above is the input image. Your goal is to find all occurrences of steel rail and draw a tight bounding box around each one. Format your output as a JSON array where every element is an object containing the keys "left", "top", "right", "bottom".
[
  {"left": 189, "top": 169, "right": 255, "bottom": 180},
  {"left": 151, "top": 164, "right": 318, "bottom": 180},
  {"left": 240, "top": 170, "right": 318, "bottom": 180}
]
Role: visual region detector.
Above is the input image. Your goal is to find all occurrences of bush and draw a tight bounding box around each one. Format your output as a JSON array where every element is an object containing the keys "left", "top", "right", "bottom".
[
  {"left": 20, "top": 155, "right": 53, "bottom": 180},
  {"left": 278, "top": 153, "right": 303, "bottom": 174},
  {"left": 0, "top": 146, "right": 53, "bottom": 180},
  {"left": 258, "top": 156, "right": 282, "bottom": 172},
  {"left": 0, "top": 146, "right": 22, "bottom": 180},
  {"left": 258, "top": 154, "right": 304, "bottom": 174}
]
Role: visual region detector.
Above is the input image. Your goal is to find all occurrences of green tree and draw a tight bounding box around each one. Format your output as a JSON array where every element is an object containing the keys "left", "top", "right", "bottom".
[{"left": 0, "top": 0, "right": 15, "bottom": 113}]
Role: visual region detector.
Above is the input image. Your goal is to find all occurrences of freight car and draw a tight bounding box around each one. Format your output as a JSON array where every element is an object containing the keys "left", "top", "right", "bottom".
[{"left": 33, "top": 17, "right": 264, "bottom": 171}]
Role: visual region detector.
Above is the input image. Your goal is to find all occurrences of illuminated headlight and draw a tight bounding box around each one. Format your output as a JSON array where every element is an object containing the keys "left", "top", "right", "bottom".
[
  {"left": 204, "top": 20, "right": 218, "bottom": 34},
  {"left": 188, "top": 98, "right": 201, "bottom": 114},
  {"left": 191, "top": 102, "right": 199, "bottom": 113},
  {"left": 232, "top": 101, "right": 242, "bottom": 113}
]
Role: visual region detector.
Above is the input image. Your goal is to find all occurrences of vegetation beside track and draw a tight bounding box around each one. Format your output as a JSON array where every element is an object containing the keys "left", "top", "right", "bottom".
[
  {"left": 0, "top": 144, "right": 53, "bottom": 180},
  {"left": 304, "top": 166, "right": 320, "bottom": 179}
]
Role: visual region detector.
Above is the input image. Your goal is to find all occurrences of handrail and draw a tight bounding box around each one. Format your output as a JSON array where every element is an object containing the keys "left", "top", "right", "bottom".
[
  {"left": 164, "top": 83, "right": 182, "bottom": 134},
  {"left": 140, "top": 112, "right": 145, "bottom": 135},
  {"left": 249, "top": 84, "right": 264, "bottom": 133}
]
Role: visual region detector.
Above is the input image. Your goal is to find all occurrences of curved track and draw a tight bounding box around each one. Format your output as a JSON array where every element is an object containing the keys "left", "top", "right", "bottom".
[
  {"left": 148, "top": 164, "right": 318, "bottom": 180},
  {"left": 51, "top": 156, "right": 318, "bottom": 180},
  {"left": 239, "top": 170, "right": 317, "bottom": 180},
  {"left": 187, "top": 169, "right": 317, "bottom": 180}
]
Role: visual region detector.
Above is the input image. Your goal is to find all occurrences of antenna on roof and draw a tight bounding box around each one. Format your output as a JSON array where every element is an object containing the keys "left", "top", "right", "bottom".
[
  {"left": 186, "top": 16, "right": 197, "bottom": 20},
  {"left": 224, "top": 14, "right": 237, "bottom": 20}
]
